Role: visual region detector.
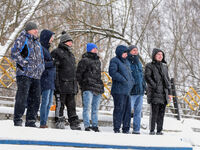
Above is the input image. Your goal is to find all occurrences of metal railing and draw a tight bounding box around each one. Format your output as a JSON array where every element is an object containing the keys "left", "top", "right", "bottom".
[{"left": 0, "top": 56, "right": 16, "bottom": 88}]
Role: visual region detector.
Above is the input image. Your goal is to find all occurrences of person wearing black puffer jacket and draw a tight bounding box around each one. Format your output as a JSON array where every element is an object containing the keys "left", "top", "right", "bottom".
[
  {"left": 51, "top": 31, "right": 80, "bottom": 130},
  {"left": 145, "top": 48, "right": 172, "bottom": 135},
  {"left": 76, "top": 43, "right": 104, "bottom": 132}
]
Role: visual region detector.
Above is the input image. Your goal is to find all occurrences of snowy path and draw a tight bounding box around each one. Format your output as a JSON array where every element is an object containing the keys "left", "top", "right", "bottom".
[
  {"left": 0, "top": 120, "right": 198, "bottom": 150},
  {"left": 0, "top": 106, "right": 200, "bottom": 149}
]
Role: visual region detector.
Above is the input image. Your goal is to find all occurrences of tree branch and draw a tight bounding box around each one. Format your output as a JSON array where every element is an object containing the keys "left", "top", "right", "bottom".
[
  {"left": 135, "top": 0, "right": 162, "bottom": 45},
  {"left": 0, "top": 0, "right": 43, "bottom": 59},
  {"left": 78, "top": 0, "right": 117, "bottom": 7}
]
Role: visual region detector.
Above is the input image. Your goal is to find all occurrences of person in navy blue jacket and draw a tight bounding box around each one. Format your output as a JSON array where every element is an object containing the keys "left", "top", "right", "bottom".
[
  {"left": 109, "top": 45, "right": 134, "bottom": 133},
  {"left": 39, "top": 29, "right": 56, "bottom": 128},
  {"left": 127, "top": 45, "right": 146, "bottom": 134}
]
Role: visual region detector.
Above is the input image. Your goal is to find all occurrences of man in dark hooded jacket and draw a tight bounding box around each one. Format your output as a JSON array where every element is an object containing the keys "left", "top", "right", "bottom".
[
  {"left": 109, "top": 45, "right": 134, "bottom": 134},
  {"left": 39, "top": 29, "right": 55, "bottom": 128},
  {"left": 145, "top": 48, "right": 172, "bottom": 135},
  {"left": 51, "top": 31, "right": 80, "bottom": 130}
]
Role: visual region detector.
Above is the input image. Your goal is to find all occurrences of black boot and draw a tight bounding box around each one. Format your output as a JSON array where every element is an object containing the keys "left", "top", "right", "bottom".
[
  {"left": 14, "top": 121, "right": 22, "bottom": 127},
  {"left": 149, "top": 131, "right": 155, "bottom": 135},
  {"left": 91, "top": 126, "right": 100, "bottom": 132},
  {"left": 69, "top": 116, "right": 81, "bottom": 130},
  {"left": 70, "top": 121, "right": 81, "bottom": 130},
  {"left": 85, "top": 127, "right": 91, "bottom": 131},
  {"left": 156, "top": 131, "right": 164, "bottom": 135}
]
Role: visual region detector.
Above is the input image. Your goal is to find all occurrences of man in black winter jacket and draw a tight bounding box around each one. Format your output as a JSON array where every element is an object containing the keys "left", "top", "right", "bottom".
[
  {"left": 145, "top": 48, "right": 172, "bottom": 135},
  {"left": 76, "top": 43, "right": 104, "bottom": 132},
  {"left": 51, "top": 31, "right": 80, "bottom": 130}
]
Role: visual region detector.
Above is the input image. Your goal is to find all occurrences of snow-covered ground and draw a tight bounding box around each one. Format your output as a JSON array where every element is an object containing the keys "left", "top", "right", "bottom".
[{"left": 0, "top": 106, "right": 200, "bottom": 150}]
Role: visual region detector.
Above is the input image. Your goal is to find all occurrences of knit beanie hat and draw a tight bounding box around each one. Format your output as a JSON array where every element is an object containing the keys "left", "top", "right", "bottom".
[
  {"left": 86, "top": 43, "right": 98, "bottom": 52},
  {"left": 128, "top": 45, "right": 138, "bottom": 52},
  {"left": 25, "top": 22, "right": 38, "bottom": 31},
  {"left": 60, "top": 31, "right": 73, "bottom": 43}
]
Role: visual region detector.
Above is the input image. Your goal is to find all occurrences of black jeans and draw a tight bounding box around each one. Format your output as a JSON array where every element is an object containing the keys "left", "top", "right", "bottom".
[
  {"left": 14, "top": 76, "right": 41, "bottom": 126},
  {"left": 150, "top": 103, "right": 166, "bottom": 132},
  {"left": 60, "top": 93, "right": 79, "bottom": 124},
  {"left": 112, "top": 94, "right": 131, "bottom": 133}
]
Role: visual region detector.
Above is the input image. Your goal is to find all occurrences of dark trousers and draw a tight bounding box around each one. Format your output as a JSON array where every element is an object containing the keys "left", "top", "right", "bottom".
[
  {"left": 112, "top": 94, "right": 131, "bottom": 132},
  {"left": 60, "top": 93, "right": 79, "bottom": 124},
  {"left": 14, "top": 76, "right": 40, "bottom": 126},
  {"left": 150, "top": 103, "right": 166, "bottom": 132}
]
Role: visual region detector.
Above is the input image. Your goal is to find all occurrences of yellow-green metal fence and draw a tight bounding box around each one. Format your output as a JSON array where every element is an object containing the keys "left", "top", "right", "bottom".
[
  {"left": 183, "top": 87, "right": 200, "bottom": 111},
  {"left": 0, "top": 56, "right": 16, "bottom": 88}
]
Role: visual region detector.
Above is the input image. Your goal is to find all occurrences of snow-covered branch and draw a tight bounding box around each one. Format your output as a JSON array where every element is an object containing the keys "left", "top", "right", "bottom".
[
  {"left": 68, "top": 29, "right": 131, "bottom": 45},
  {"left": 77, "top": 19, "right": 124, "bottom": 37}
]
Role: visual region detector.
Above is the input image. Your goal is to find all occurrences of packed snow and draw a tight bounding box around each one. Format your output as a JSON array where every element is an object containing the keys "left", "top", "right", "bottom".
[{"left": 0, "top": 106, "right": 200, "bottom": 150}]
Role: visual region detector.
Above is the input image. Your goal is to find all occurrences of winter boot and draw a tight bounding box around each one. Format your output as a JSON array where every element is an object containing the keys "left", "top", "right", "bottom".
[
  {"left": 149, "top": 131, "right": 155, "bottom": 135},
  {"left": 85, "top": 127, "right": 91, "bottom": 131},
  {"left": 132, "top": 131, "right": 140, "bottom": 134},
  {"left": 14, "top": 121, "right": 22, "bottom": 127},
  {"left": 70, "top": 120, "right": 81, "bottom": 130},
  {"left": 91, "top": 126, "right": 100, "bottom": 132},
  {"left": 156, "top": 131, "right": 164, "bottom": 135},
  {"left": 25, "top": 120, "right": 37, "bottom": 128},
  {"left": 55, "top": 116, "right": 65, "bottom": 129},
  {"left": 114, "top": 130, "right": 120, "bottom": 133}
]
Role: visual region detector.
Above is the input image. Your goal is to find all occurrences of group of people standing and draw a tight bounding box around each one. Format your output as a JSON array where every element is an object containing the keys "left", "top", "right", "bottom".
[
  {"left": 11, "top": 22, "right": 104, "bottom": 132},
  {"left": 11, "top": 21, "right": 172, "bottom": 135},
  {"left": 109, "top": 45, "right": 172, "bottom": 135}
]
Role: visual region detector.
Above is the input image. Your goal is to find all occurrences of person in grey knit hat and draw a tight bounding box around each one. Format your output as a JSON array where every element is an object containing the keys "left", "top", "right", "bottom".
[
  {"left": 60, "top": 31, "right": 73, "bottom": 43},
  {"left": 24, "top": 21, "right": 38, "bottom": 38},
  {"left": 11, "top": 20, "right": 44, "bottom": 128},
  {"left": 25, "top": 22, "right": 38, "bottom": 32},
  {"left": 51, "top": 31, "right": 81, "bottom": 130}
]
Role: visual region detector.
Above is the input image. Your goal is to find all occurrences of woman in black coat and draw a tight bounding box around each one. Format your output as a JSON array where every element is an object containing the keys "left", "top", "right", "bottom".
[
  {"left": 51, "top": 31, "right": 80, "bottom": 130},
  {"left": 145, "top": 48, "right": 172, "bottom": 135}
]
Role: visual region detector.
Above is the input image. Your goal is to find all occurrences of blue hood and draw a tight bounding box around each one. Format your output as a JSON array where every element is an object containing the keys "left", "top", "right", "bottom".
[
  {"left": 40, "top": 29, "right": 54, "bottom": 49},
  {"left": 115, "top": 45, "right": 128, "bottom": 60}
]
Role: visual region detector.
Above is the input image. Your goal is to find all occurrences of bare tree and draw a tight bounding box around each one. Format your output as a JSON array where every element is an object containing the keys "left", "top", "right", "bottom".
[
  {"left": 1, "top": 0, "right": 200, "bottom": 113},
  {"left": 0, "top": 0, "right": 44, "bottom": 58}
]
